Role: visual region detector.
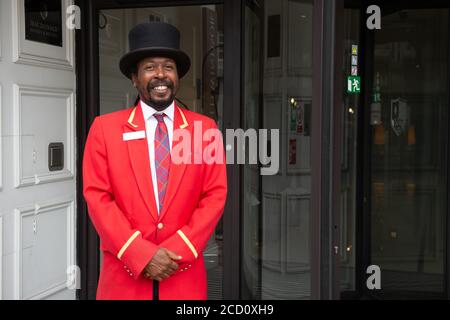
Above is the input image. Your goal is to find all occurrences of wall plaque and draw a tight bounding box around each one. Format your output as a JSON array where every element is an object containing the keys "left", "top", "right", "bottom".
[{"left": 25, "top": 0, "right": 62, "bottom": 47}]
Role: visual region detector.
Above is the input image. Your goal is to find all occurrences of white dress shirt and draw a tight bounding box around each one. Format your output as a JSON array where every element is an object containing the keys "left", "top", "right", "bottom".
[{"left": 141, "top": 100, "right": 174, "bottom": 213}]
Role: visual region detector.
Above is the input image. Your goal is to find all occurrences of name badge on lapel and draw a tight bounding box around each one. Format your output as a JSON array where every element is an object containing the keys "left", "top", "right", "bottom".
[{"left": 123, "top": 131, "right": 146, "bottom": 141}]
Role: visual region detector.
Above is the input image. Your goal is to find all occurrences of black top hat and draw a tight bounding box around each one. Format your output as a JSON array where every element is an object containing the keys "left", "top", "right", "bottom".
[{"left": 119, "top": 22, "right": 191, "bottom": 79}]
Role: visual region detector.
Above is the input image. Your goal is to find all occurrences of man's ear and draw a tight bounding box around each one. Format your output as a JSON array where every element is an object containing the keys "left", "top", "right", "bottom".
[{"left": 131, "top": 74, "right": 137, "bottom": 87}]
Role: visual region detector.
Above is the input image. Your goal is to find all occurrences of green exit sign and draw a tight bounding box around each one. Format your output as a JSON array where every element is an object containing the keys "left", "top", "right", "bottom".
[{"left": 347, "top": 76, "right": 361, "bottom": 93}]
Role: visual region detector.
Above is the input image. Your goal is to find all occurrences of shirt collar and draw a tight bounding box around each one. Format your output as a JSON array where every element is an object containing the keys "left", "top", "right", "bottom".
[{"left": 140, "top": 100, "right": 175, "bottom": 122}]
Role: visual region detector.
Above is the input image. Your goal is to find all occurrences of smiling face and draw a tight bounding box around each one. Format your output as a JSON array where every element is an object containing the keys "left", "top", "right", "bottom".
[{"left": 132, "top": 56, "right": 179, "bottom": 111}]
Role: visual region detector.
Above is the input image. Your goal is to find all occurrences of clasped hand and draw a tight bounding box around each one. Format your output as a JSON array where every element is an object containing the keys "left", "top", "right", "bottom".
[{"left": 143, "top": 248, "right": 182, "bottom": 281}]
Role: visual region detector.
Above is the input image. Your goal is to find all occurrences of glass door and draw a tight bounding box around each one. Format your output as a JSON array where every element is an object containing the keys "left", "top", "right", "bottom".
[
  {"left": 366, "top": 6, "right": 448, "bottom": 299},
  {"left": 242, "top": 0, "right": 314, "bottom": 299},
  {"left": 341, "top": 2, "right": 449, "bottom": 299}
]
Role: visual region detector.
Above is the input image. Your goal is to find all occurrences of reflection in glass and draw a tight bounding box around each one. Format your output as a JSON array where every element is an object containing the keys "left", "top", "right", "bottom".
[
  {"left": 340, "top": 8, "right": 360, "bottom": 293},
  {"left": 369, "top": 9, "right": 448, "bottom": 298},
  {"left": 242, "top": 0, "right": 313, "bottom": 299}
]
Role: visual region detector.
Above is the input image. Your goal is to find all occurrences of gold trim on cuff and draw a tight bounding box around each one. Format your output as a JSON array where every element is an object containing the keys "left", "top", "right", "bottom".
[
  {"left": 177, "top": 230, "right": 198, "bottom": 258},
  {"left": 117, "top": 231, "right": 141, "bottom": 260}
]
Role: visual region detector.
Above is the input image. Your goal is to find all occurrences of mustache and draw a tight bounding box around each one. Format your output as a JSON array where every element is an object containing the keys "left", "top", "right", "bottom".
[{"left": 147, "top": 80, "right": 174, "bottom": 90}]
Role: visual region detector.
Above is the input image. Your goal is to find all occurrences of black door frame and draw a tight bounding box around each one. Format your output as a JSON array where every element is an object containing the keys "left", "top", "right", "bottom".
[
  {"left": 75, "top": 0, "right": 242, "bottom": 300},
  {"left": 342, "top": 0, "right": 450, "bottom": 300},
  {"left": 311, "top": 0, "right": 344, "bottom": 300}
]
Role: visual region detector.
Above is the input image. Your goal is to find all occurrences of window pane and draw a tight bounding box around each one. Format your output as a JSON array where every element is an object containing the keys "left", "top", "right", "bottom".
[{"left": 242, "top": 0, "right": 313, "bottom": 300}]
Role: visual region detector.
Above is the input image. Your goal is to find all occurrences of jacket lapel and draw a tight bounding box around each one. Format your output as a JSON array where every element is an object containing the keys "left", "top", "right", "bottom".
[
  {"left": 124, "top": 103, "right": 158, "bottom": 221},
  {"left": 159, "top": 103, "right": 189, "bottom": 220}
]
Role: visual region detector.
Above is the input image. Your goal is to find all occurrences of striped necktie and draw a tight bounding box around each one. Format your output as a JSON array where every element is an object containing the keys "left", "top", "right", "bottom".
[{"left": 154, "top": 113, "right": 170, "bottom": 212}]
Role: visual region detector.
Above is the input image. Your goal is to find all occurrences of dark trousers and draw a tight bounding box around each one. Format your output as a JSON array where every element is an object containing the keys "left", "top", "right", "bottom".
[{"left": 153, "top": 281, "right": 159, "bottom": 300}]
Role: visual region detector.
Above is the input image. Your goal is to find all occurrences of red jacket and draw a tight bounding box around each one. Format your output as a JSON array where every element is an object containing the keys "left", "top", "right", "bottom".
[{"left": 83, "top": 102, "right": 227, "bottom": 299}]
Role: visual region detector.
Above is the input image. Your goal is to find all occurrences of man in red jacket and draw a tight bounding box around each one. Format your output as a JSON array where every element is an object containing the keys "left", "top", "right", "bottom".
[{"left": 83, "top": 22, "right": 227, "bottom": 300}]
